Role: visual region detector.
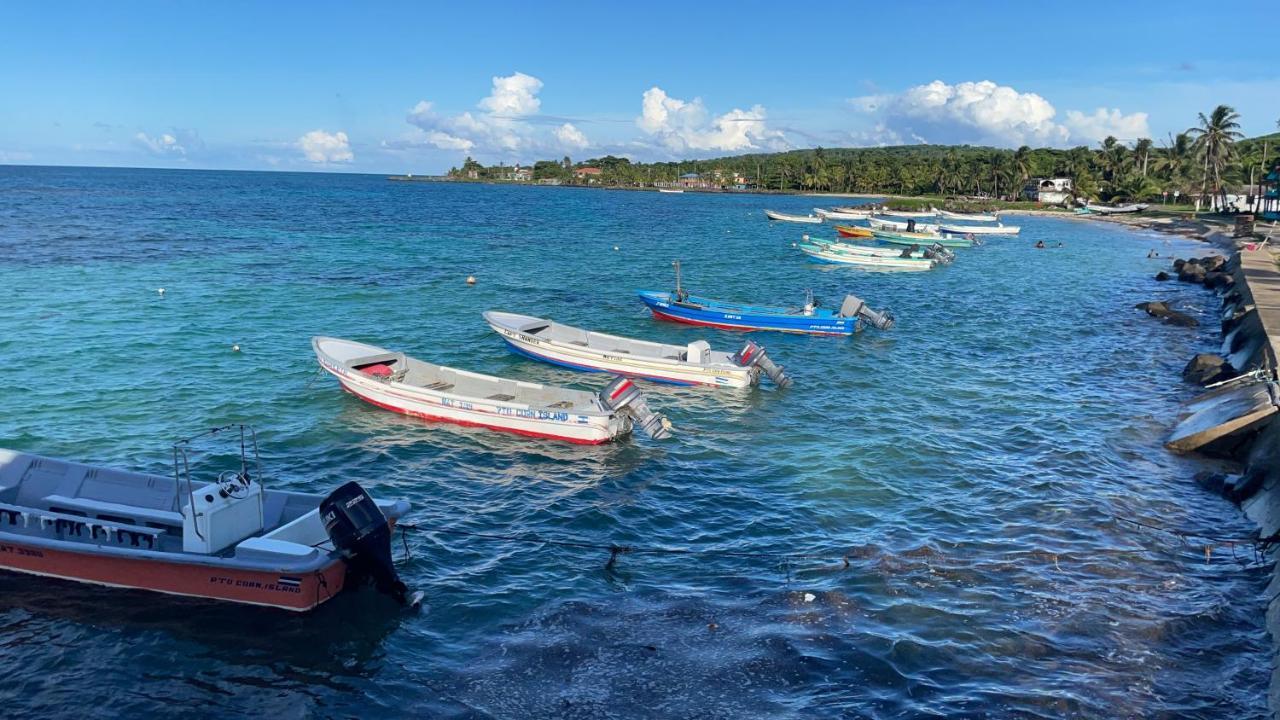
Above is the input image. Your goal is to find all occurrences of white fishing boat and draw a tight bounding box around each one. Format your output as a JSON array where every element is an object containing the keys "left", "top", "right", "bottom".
[
  {"left": 658, "top": 188, "right": 685, "bottom": 194},
  {"left": 937, "top": 222, "right": 1021, "bottom": 235},
  {"left": 805, "top": 236, "right": 955, "bottom": 264},
  {"left": 814, "top": 208, "right": 870, "bottom": 220},
  {"left": 1084, "top": 202, "right": 1149, "bottom": 214},
  {"left": 484, "top": 311, "right": 790, "bottom": 388},
  {"left": 875, "top": 209, "right": 937, "bottom": 218},
  {"left": 833, "top": 206, "right": 873, "bottom": 214},
  {"left": 868, "top": 216, "right": 941, "bottom": 234},
  {"left": 938, "top": 209, "right": 999, "bottom": 222},
  {"left": 799, "top": 243, "right": 937, "bottom": 271},
  {"left": 764, "top": 209, "right": 822, "bottom": 224},
  {"left": 312, "top": 337, "right": 670, "bottom": 444}
]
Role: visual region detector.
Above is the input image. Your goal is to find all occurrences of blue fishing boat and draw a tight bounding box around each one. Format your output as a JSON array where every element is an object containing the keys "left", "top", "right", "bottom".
[{"left": 637, "top": 262, "right": 894, "bottom": 336}]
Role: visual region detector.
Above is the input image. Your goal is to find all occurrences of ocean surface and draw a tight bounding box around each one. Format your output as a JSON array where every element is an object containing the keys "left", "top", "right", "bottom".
[{"left": 0, "top": 166, "right": 1269, "bottom": 719}]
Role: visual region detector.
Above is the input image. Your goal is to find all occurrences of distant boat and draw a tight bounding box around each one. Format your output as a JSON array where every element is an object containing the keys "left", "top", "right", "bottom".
[
  {"left": 833, "top": 206, "right": 873, "bottom": 214},
  {"left": 938, "top": 209, "right": 999, "bottom": 222},
  {"left": 483, "top": 311, "right": 789, "bottom": 388},
  {"left": 875, "top": 209, "right": 937, "bottom": 219},
  {"left": 312, "top": 336, "right": 670, "bottom": 443},
  {"left": 807, "top": 237, "right": 955, "bottom": 263},
  {"left": 799, "top": 243, "right": 938, "bottom": 271},
  {"left": 1084, "top": 202, "right": 1149, "bottom": 214},
  {"left": 658, "top": 188, "right": 685, "bottom": 194},
  {"left": 814, "top": 208, "right": 870, "bottom": 220},
  {"left": 765, "top": 209, "right": 822, "bottom": 224},
  {"left": 872, "top": 229, "right": 976, "bottom": 248},
  {"left": 937, "top": 222, "right": 1020, "bottom": 235},
  {"left": 868, "top": 216, "right": 941, "bottom": 234},
  {"left": 834, "top": 225, "right": 874, "bottom": 238}
]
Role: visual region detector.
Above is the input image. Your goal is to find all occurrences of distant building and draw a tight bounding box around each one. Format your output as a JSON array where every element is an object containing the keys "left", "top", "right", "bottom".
[
  {"left": 466, "top": 169, "right": 480, "bottom": 180},
  {"left": 1024, "top": 177, "right": 1073, "bottom": 204},
  {"left": 510, "top": 165, "right": 532, "bottom": 182},
  {"left": 574, "top": 167, "right": 602, "bottom": 183},
  {"left": 1262, "top": 163, "right": 1280, "bottom": 220},
  {"left": 679, "top": 172, "right": 712, "bottom": 189}
]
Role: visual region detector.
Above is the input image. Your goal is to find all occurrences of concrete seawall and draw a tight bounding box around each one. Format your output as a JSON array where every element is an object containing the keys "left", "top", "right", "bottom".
[{"left": 1173, "top": 238, "right": 1280, "bottom": 715}]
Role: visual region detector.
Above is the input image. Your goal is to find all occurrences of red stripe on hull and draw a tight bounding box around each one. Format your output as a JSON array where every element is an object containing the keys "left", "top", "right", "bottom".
[
  {"left": 339, "top": 382, "right": 613, "bottom": 445},
  {"left": 648, "top": 309, "right": 850, "bottom": 337},
  {"left": 0, "top": 539, "right": 347, "bottom": 611}
]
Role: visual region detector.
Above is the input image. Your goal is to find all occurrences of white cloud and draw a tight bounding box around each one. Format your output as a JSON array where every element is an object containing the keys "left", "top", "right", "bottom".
[
  {"left": 134, "top": 131, "right": 186, "bottom": 156},
  {"left": 1063, "top": 108, "right": 1151, "bottom": 143},
  {"left": 297, "top": 129, "right": 353, "bottom": 163},
  {"left": 555, "top": 123, "right": 589, "bottom": 150},
  {"left": 477, "top": 72, "right": 542, "bottom": 117},
  {"left": 399, "top": 72, "right": 593, "bottom": 159},
  {"left": 849, "top": 80, "right": 1148, "bottom": 147},
  {"left": 636, "top": 87, "right": 788, "bottom": 155}
]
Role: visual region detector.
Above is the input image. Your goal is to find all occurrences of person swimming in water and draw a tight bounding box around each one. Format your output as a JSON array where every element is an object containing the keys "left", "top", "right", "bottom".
[{"left": 1035, "top": 240, "right": 1045, "bottom": 249}]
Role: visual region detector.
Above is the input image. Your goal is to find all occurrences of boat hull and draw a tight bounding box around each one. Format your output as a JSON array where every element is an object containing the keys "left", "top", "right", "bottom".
[
  {"left": 490, "top": 325, "right": 753, "bottom": 389},
  {"left": 800, "top": 245, "right": 934, "bottom": 270},
  {"left": 938, "top": 224, "right": 1020, "bottom": 235},
  {"left": 834, "top": 225, "right": 873, "bottom": 238},
  {"left": 638, "top": 292, "right": 855, "bottom": 336},
  {"left": 764, "top": 210, "right": 822, "bottom": 224},
  {"left": 0, "top": 534, "right": 348, "bottom": 611},
  {"left": 872, "top": 230, "right": 973, "bottom": 248}
]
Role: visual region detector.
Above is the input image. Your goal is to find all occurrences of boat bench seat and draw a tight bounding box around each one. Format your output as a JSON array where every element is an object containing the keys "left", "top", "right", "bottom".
[
  {"left": 42, "top": 494, "right": 183, "bottom": 528},
  {"left": 0, "top": 502, "right": 162, "bottom": 546},
  {"left": 422, "top": 381, "right": 454, "bottom": 392},
  {"left": 235, "top": 536, "right": 321, "bottom": 564}
]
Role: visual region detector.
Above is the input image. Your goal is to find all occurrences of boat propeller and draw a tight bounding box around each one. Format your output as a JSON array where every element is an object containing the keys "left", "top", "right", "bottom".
[
  {"left": 838, "top": 294, "right": 896, "bottom": 331},
  {"left": 599, "top": 377, "right": 672, "bottom": 439},
  {"left": 320, "top": 481, "right": 421, "bottom": 608},
  {"left": 733, "top": 340, "right": 792, "bottom": 388}
]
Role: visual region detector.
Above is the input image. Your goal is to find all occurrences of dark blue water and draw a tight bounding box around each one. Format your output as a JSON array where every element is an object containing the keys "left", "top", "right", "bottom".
[{"left": 0, "top": 166, "right": 1268, "bottom": 718}]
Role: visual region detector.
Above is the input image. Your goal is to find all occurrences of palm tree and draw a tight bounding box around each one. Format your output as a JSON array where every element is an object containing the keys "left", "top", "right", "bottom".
[
  {"left": 1187, "top": 104, "right": 1244, "bottom": 210},
  {"left": 1133, "top": 138, "right": 1153, "bottom": 178},
  {"left": 1013, "top": 145, "right": 1032, "bottom": 197}
]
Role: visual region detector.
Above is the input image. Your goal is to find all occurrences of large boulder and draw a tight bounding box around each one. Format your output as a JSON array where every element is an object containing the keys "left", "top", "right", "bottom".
[
  {"left": 1178, "top": 263, "right": 1207, "bottom": 284},
  {"left": 1173, "top": 258, "right": 1187, "bottom": 272},
  {"left": 1155, "top": 271, "right": 1171, "bottom": 281},
  {"left": 1182, "top": 353, "right": 1233, "bottom": 385},
  {"left": 1204, "top": 271, "right": 1232, "bottom": 290},
  {"left": 1135, "top": 301, "right": 1198, "bottom": 327}
]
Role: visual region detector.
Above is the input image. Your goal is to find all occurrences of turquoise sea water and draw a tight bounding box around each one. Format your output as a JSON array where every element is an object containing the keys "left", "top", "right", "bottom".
[{"left": 0, "top": 166, "right": 1269, "bottom": 718}]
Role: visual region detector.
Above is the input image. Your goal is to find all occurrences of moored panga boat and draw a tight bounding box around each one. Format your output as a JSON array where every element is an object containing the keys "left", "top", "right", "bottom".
[
  {"left": 799, "top": 243, "right": 937, "bottom": 271},
  {"left": 937, "top": 222, "right": 1021, "bottom": 235},
  {"left": 814, "top": 208, "right": 870, "bottom": 220},
  {"left": 938, "top": 209, "right": 999, "bottom": 222},
  {"left": 872, "top": 229, "right": 976, "bottom": 248},
  {"left": 764, "top": 209, "right": 822, "bottom": 224},
  {"left": 834, "top": 224, "right": 874, "bottom": 238},
  {"left": 313, "top": 336, "right": 670, "bottom": 443},
  {"left": 0, "top": 425, "right": 417, "bottom": 611},
  {"left": 484, "top": 311, "right": 790, "bottom": 388}
]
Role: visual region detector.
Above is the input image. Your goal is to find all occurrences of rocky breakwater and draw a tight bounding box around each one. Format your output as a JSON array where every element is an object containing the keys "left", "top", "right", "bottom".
[{"left": 1144, "top": 241, "right": 1280, "bottom": 714}]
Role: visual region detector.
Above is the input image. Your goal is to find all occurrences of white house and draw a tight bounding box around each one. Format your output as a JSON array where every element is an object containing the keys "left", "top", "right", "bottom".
[{"left": 1024, "top": 178, "right": 1073, "bottom": 205}]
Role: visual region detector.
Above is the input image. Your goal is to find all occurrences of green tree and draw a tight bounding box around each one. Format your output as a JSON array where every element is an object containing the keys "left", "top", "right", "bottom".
[{"left": 1187, "top": 104, "right": 1244, "bottom": 210}]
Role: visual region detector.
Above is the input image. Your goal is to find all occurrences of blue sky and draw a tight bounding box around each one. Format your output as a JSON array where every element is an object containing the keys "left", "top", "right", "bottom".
[{"left": 1, "top": 0, "right": 1276, "bottom": 173}]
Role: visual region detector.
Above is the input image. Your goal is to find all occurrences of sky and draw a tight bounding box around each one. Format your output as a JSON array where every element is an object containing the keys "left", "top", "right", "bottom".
[{"left": 1, "top": 0, "right": 1277, "bottom": 174}]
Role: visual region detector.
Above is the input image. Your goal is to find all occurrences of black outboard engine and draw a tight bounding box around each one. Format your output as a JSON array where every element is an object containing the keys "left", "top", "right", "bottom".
[
  {"left": 733, "top": 340, "right": 792, "bottom": 388},
  {"left": 838, "top": 294, "right": 896, "bottom": 331},
  {"left": 599, "top": 376, "right": 672, "bottom": 439},
  {"left": 321, "top": 481, "right": 411, "bottom": 605},
  {"left": 924, "top": 243, "right": 955, "bottom": 264}
]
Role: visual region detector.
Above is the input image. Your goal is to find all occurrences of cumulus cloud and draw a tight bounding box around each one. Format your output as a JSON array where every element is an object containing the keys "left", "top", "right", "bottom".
[
  {"left": 134, "top": 131, "right": 186, "bottom": 156},
  {"left": 297, "top": 129, "right": 353, "bottom": 163},
  {"left": 636, "top": 87, "right": 788, "bottom": 155},
  {"left": 555, "top": 123, "right": 589, "bottom": 150},
  {"left": 849, "top": 80, "right": 1148, "bottom": 147},
  {"left": 398, "top": 72, "right": 590, "bottom": 159},
  {"left": 1063, "top": 108, "right": 1151, "bottom": 143},
  {"left": 477, "top": 72, "right": 542, "bottom": 116}
]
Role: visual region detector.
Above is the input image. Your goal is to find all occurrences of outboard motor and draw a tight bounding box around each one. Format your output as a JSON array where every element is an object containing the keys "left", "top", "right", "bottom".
[
  {"left": 899, "top": 243, "right": 919, "bottom": 259},
  {"left": 924, "top": 243, "right": 955, "bottom": 264},
  {"left": 733, "top": 340, "right": 792, "bottom": 388},
  {"left": 838, "top": 294, "right": 896, "bottom": 331},
  {"left": 599, "top": 376, "right": 672, "bottom": 439},
  {"left": 321, "top": 481, "right": 412, "bottom": 605}
]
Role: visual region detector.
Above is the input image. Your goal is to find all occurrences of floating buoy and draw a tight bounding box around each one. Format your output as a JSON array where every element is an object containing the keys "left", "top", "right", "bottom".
[
  {"left": 791, "top": 242, "right": 797, "bottom": 248},
  {"left": 157, "top": 288, "right": 165, "bottom": 295},
  {"left": 231, "top": 344, "right": 240, "bottom": 353},
  {"left": 613, "top": 246, "right": 620, "bottom": 251},
  {"left": 466, "top": 275, "right": 476, "bottom": 285}
]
